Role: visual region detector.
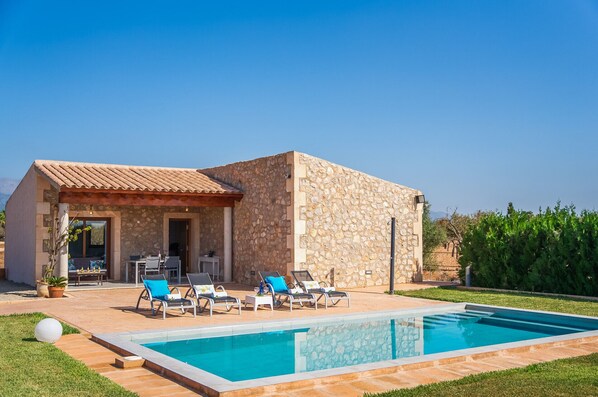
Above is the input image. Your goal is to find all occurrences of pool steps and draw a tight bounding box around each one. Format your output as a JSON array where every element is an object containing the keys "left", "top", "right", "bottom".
[{"left": 421, "top": 310, "right": 587, "bottom": 334}]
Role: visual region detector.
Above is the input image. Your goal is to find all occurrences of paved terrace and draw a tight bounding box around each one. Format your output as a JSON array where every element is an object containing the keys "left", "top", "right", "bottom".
[
  {"left": 2, "top": 282, "right": 596, "bottom": 397},
  {"left": 0, "top": 282, "right": 448, "bottom": 334}
]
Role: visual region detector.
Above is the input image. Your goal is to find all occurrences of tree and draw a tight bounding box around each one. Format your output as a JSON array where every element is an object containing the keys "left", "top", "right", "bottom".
[
  {"left": 435, "top": 209, "right": 484, "bottom": 259},
  {"left": 43, "top": 209, "right": 89, "bottom": 281},
  {"left": 422, "top": 202, "right": 446, "bottom": 271}
]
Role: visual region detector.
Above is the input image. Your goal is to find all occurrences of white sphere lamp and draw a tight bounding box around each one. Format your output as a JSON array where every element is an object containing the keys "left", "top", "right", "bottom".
[{"left": 34, "top": 318, "right": 63, "bottom": 343}]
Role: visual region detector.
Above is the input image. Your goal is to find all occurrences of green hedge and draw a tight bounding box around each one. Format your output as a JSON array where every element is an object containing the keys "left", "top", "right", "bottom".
[{"left": 459, "top": 204, "right": 598, "bottom": 297}]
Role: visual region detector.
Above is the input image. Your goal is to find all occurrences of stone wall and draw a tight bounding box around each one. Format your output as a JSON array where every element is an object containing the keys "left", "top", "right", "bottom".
[
  {"left": 201, "top": 151, "right": 423, "bottom": 288},
  {"left": 68, "top": 204, "right": 202, "bottom": 280},
  {"left": 199, "top": 207, "right": 224, "bottom": 257},
  {"left": 201, "top": 153, "right": 292, "bottom": 285},
  {"left": 116, "top": 206, "right": 163, "bottom": 265},
  {"left": 297, "top": 153, "right": 423, "bottom": 288}
]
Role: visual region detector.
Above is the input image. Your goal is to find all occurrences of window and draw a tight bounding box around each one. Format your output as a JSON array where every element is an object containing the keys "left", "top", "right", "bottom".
[{"left": 68, "top": 218, "right": 110, "bottom": 270}]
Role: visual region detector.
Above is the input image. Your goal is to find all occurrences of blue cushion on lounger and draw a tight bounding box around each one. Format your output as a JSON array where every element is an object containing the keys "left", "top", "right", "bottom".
[
  {"left": 265, "top": 276, "right": 288, "bottom": 293},
  {"left": 143, "top": 279, "right": 171, "bottom": 300}
]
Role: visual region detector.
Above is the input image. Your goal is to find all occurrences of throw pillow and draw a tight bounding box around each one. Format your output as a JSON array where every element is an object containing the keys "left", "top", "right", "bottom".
[
  {"left": 265, "top": 276, "right": 288, "bottom": 293},
  {"left": 143, "top": 279, "right": 171, "bottom": 300},
  {"left": 302, "top": 281, "right": 321, "bottom": 291},
  {"left": 194, "top": 284, "right": 216, "bottom": 296}
]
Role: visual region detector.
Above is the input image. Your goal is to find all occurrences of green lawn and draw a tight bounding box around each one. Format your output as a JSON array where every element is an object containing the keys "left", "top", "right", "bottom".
[
  {"left": 365, "top": 353, "right": 598, "bottom": 397},
  {"left": 395, "top": 287, "right": 598, "bottom": 317},
  {"left": 369, "top": 287, "right": 598, "bottom": 396},
  {"left": 0, "top": 313, "right": 136, "bottom": 397}
]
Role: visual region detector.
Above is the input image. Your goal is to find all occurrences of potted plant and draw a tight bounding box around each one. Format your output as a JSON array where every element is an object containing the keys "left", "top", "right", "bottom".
[
  {"left": 47, "top": 276, "right": 68, "bottom": 298},
  {"left": 36, "top": 209, "right": 89, "bottom": 297},
  {"left": 36, "top": 278, "right": 50, "bottom": 298}
]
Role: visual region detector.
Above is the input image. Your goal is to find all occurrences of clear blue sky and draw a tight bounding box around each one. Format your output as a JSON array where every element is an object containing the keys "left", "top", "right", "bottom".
[{"left": 1, "top": 1, "right": 597, "bottom": 214}]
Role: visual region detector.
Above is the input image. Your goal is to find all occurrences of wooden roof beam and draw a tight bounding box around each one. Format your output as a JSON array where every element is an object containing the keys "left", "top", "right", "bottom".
[{"left": 58, "top": 191, "right": 239, "bottom": 207}]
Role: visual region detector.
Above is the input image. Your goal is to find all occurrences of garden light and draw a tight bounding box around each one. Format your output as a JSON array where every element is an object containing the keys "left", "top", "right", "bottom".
[{"left": 34, "top": 318, "right": 63, "bottom": 343}]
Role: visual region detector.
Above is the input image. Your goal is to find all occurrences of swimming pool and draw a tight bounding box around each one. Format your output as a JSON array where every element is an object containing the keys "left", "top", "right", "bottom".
[{"left": 96, "top": 303, "right": 598, "bottom": 395}]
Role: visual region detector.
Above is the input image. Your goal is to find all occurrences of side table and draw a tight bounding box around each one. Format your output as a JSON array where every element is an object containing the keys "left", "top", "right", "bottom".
[{"left": 244, "top": 295, "right": 273, "bottom": 311}]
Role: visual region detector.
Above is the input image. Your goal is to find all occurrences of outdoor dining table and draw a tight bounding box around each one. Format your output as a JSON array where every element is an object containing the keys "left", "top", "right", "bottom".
[{"left": 124, "top": 258, "right": 181, "bottom": 286}]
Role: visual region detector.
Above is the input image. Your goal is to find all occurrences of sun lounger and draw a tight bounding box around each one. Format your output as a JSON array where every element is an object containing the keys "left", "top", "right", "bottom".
[
  {"left": 135, "top": 274, "right": 196, "bottom": 319},
  {"left": 185, "top": 273, "right": 241, "bottom": 316},
  {"left": 291, "top": 270, "right": 350, "bottom": 308},
  {"left": 258, "top": 271, "right": 317, "bottom": 311}
]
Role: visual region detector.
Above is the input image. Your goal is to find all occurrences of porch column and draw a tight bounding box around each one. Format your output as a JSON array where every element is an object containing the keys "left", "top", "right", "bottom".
[
  {"left": 57, "top": 203, "right": 69, "bottom": 279},
  {"left": 223, "top": 207, "right": 232, "bottom": 282}
]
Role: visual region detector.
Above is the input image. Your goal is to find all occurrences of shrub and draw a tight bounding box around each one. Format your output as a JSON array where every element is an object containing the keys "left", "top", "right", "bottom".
[{"left": 459, "top": 203, "right": 598, "bottom": 297}]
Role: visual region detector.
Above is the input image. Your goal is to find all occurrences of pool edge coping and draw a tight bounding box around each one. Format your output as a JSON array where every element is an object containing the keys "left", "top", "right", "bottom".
[{"left": 93, "top": 303, "right": 598, "bottom": 397}]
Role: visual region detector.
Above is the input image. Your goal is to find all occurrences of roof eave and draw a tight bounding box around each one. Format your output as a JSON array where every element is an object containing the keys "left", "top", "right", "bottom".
[{"left": 32, "top": 162, "right": 62, "bottom": 191}]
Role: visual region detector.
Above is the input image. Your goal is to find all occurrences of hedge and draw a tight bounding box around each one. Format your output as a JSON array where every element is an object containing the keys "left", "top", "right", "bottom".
[{"left": 459, "top": 204, "right": 598, "bottom": 297}]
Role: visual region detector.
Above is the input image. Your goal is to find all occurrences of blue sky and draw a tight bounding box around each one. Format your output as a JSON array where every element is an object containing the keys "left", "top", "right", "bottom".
[{"left": 1, "top": 1, "right": 597, "bottom": 214}]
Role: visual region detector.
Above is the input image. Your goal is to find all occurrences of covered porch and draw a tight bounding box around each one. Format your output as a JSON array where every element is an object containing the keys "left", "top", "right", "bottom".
[{"left": 34, "top": 160, "right": 243, "bottom": 286}]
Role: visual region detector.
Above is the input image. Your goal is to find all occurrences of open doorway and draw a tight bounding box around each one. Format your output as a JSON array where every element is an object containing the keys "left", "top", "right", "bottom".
[{"left": 168, "top": 219, "right": 190, "bottom": 275}]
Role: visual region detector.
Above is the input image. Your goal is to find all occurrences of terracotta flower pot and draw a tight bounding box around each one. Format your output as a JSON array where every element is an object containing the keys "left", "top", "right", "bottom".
[
  {"left": 36, "top": 282, "right": 50, "bottom": 298},
  {"left": 48, "top": 286, "right": 65, "bottom": 298}
]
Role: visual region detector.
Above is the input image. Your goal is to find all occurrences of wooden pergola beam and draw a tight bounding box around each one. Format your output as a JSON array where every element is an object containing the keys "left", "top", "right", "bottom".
[{"left": 58, "top": 190, "right": 241, "bottom": 207}]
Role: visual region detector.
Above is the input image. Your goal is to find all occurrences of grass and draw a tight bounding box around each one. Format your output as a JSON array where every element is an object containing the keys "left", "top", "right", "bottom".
[
  {"left": 365, "top": 353, "right": 598, "bottom": 397},
  {"left": 0, "top": 312, "right": 136, "bottom": 397},
  {"left": 395, "top": 286, "right": 598, "bottom": 317}
]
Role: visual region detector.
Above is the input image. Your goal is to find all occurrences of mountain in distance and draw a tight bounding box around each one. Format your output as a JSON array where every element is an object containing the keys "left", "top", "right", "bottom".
[
  {"left": 0, "top": 178, "right": 18, "bottom": 210},
  {"left": 0, "top": 178, "right": 18, "bottom": 195},
  {"left": 430, "top": 210, "right": 448, "bottom": 220}
]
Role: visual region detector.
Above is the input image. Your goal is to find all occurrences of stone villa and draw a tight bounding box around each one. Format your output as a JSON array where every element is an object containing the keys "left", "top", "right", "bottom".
[{"left": 5, "top": 151, "right": 424, "bottom": 288}]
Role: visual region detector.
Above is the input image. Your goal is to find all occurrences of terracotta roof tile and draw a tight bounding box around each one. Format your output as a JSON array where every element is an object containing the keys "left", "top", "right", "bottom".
[{"left": 33, "top": 160, "right": 242, "bottom": 195}]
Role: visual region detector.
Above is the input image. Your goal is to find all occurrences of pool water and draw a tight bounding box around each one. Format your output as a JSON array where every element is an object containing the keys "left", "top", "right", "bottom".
[{"left": 143, "top": 310, "right": 594, "bottom": 382}]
